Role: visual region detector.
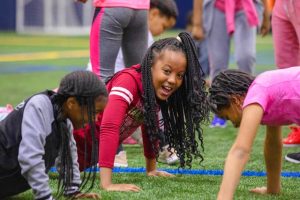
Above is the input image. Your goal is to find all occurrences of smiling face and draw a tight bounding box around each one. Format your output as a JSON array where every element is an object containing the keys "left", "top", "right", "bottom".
[
  {"left": 217, "top": 96, "right": 244, "bottom": 128},
  {"left": 151, "top": 49, "right": 187, "bottom": 101},
  {"left": 65, "top": 95, "right": 108, "bottom": 129}
]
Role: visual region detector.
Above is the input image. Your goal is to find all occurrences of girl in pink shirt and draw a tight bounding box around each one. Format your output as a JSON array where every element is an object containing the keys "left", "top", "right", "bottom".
[{"left": 208, "top": 67, "right": 300, "bottom": 199}]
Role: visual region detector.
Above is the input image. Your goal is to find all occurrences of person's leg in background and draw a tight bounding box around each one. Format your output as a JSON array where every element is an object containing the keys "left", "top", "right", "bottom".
[
  {"left": 196, "top": 39, "right": 210, "bottom": 85},
  {"left": 122, "top": 9, "right": 148, "bottom": 68},
  {"left": 234, "top": 11, "right": 256, "bottom": 75},
  {"left": 272, "top": 0, "right": 300, "bottom": 69},
  {"left": 207, "top": 7, "right": 230, "bottom": 128},
  {"left": 272, "top": 0, "right": 300, "bottom": 163},
  {"left": 207, "top": 8, "right": 230, "bottom": 79},
  {"left": 90, "top": 8, "right": 148, "bottom": 82}
]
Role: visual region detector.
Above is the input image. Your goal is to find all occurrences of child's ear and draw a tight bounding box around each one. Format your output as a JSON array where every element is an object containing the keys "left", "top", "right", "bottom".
[
  {"left": 232, "top": 95, "right": 245, "bottom": 107},
  {"left": 66, "top": 97, "right": 78, "bottom": 110},
  {"left": 149, "top": 7, "right": 160, "bottom": 19}
]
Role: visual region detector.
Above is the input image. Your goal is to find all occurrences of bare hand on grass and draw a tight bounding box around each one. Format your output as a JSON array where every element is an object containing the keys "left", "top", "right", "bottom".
[
  {"left": 250, "top": 186, "right": 268, "bottom": 194},
  {"left": 102, "top": 183, "right": 141, "bottom": 192},
  {"left": 147, "top": 170, "right": 175, "bottom": 177}
]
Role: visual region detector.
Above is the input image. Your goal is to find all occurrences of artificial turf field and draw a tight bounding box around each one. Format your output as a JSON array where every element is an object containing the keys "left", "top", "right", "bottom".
[{"left": 0, "top": 31, "right": 300, "bottom": 199}]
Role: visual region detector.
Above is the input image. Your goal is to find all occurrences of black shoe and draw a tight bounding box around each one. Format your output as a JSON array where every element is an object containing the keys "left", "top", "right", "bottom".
[{"left": 285, "top": 152, "right": 300, "bottom": 164}]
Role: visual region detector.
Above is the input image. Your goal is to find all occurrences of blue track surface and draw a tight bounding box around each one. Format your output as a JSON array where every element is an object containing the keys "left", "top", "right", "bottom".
[{"left": 50, "top": 167, "right": 300, "bottom": 178}]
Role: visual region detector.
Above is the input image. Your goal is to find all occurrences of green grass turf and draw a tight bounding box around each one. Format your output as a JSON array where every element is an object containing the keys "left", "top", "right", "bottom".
[{"left": 1, "top": 31, "right": 299, "bottom": 199}]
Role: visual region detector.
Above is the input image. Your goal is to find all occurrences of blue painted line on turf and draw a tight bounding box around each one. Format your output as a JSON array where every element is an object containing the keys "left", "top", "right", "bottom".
[{"left": 50, "top": 167, "right": 300, "bottom": 178}]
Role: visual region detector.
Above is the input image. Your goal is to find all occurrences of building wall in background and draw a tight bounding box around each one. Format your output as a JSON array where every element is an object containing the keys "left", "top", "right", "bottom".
[
  {"left": 174, "top": 0, "right": 193, "bottom": 29},
  {"left": 0, "top": 0, "right": 191, "bottom": 31},
  {"left": 0, "top": 0, "right": 16, "bottom": 30}
]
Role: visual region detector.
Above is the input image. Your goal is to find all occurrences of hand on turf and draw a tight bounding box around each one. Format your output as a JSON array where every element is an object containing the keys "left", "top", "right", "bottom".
[
  {"left": 73, "top": 192, "right": 101, "bottom": 199},
  {"left": 147, "top": 170, "right": 174, "bottom": 177},
  {"left": 102, "top": 183, "right": 141, "bottom": 192},
  {"left": 250, "top": 186, "right": 268, "bottom": 194}
]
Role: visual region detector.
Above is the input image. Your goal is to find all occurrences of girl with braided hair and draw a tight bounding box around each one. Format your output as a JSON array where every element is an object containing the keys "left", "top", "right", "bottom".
[
  {"left": 0, "top": 71, "right": 107, "bottom": 199},
  {"left": 74, "top": 32, "right": 209, "bottom": 192},
  {"left": 208, "top": 67, "right": 300, "bottom": 199}
]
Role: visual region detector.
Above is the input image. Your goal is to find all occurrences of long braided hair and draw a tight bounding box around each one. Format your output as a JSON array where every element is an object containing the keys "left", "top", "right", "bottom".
[
  {"left": 209, "top": 69, "right": 255, "bottom": 113},
  {"left": 51, "top": 71, "right": 107, "bottom": 196},
  {"left": 141, "top": 32, "right": 209, "bottom": 168}
]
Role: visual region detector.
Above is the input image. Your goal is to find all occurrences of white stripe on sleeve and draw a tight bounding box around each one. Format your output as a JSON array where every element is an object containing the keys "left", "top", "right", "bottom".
[
  {"left": 110, "top": 91, "right": 132, "bottom": 104},
  {"left": 111, "top": 87, "right": 133, "bottom": 102}
]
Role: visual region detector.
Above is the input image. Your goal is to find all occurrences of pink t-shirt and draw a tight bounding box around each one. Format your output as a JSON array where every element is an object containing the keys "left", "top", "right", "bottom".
[
  {"left": 243, "top": 67, "right": 300, "bottom": 126},
  {"left": 214, "top": 0, "right": 258, "bottom": 35},
  {"left": 93, "top": 0, "right": 150, "bottom": 9}
]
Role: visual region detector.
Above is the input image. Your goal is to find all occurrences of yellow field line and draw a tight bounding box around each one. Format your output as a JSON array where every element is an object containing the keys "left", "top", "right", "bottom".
[
  {"left": 0, "top": 50, "right": 89, "bottom": 62},
  {"left": 0, "top": 39, "right": 88, "bottom": 47}
]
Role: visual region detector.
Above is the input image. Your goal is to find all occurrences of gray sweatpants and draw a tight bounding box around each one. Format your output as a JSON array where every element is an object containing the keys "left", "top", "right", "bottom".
[
  {"left": 207, "top": 7, "right": 260, "bottom": 78},
  {"left": 90, "top": 7, "right": 148, "bottom": 82}
]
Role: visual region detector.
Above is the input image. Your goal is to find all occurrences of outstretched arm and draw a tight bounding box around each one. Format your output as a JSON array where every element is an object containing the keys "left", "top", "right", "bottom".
[
  {"left": 99, "top": 73, "right": 142, "bottom": 192},
  {"left": 99, "top": 97, "right": 141, "bottom": 191},
  {"left": 217, "top": 104, "right": 263, "bottom": 200},
  {"left": 250, "top": 125, "right": 282, "bottom": 194}
]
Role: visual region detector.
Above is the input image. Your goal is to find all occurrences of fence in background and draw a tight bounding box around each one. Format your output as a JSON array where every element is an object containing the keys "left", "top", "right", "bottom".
[
  {"left": 0, "top": 0, "right": 192, "bottom": 34},
  {"left": 16, "top": 0, "right": 93, "bottom": 35}
]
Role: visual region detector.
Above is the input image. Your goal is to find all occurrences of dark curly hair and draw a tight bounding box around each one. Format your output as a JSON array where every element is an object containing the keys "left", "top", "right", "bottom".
[
  {"left": 141, "top": 32, "right": 209, "bottom": 168},
  {"left": 209, "top": 69, "right": 255, "bottom": 114}
]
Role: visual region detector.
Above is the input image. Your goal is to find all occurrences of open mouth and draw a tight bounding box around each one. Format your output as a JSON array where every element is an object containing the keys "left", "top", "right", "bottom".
[{"left": 161, "top": 85, "right": 173, "bottom": 97}]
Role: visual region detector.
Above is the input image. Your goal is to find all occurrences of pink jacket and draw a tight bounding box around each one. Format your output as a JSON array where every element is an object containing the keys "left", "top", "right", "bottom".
[
  {"left": 93, "top": 0, "right": 150, "bottom": 9},
  {"left": 215, "top": 0, "right": 259, "bottom": 35}
]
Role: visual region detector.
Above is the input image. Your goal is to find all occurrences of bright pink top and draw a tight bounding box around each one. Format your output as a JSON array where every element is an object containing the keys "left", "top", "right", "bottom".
[
  {"left": 93, "top": 0, "right": 150, "bottom": 9},
  {"left": 243, "top": 67, "right": 300, "bottom": 126},
  {"left": 215, "top": 0, "right": 259, "bottom": 35},
  {"left": 215, "top": 0, "right": 243, "bottom": 12}
]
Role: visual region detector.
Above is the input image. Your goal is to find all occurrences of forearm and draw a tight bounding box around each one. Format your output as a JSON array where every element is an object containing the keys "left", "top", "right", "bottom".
[
  {"left": 264, "top": 126, "right": 282, "bottom": 194},
  {"left": 145, "top": 157, "right": 156, "bottom": 173},
  {"left": 218, "top": 105, "right": 263, "bottom": 199},
  {"left": 193, "top": 0, "right": 203, "bottom": 26},
  {"left": 69, "top": 126, "right": 81, "bottom": 185},
  {"left": 100, "top": 167, "right": 113, "bottom": 188},
  {"left": 22, "top": 162, "right": 52, "bottom": 199},
  {"left": 217, "top": 146, "right": 250, "bottom": 200},
  {"left": 261, "top": 0, "right": 271, "bottom": 21},
  {"left": 261, "top": 0, "right": 270, "bottom": 13}
]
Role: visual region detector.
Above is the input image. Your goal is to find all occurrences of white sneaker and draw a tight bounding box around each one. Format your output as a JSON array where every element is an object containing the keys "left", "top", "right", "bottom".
[
  {"left": 114, "top": 151, "right": 128, "bottom": 167},
  {"left": 158, "top": 146, "right": 179, "bottom": 165}
]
